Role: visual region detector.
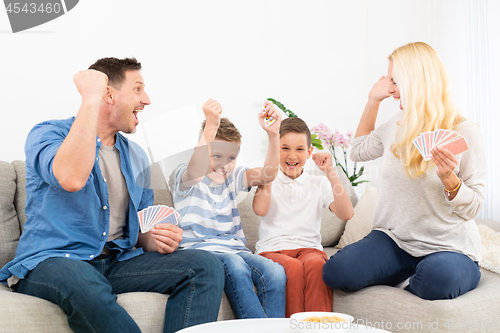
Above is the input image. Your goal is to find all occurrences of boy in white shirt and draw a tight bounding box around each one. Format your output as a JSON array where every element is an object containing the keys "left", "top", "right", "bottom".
[{"left": 253, "top": 117, "right": 354, "bottom": 317}]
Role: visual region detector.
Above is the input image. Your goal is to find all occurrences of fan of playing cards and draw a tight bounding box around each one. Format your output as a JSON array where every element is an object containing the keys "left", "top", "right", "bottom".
[
  {"left": 138, "top": 205, "right": 180, "bottom": 233},
  {"left": 413, "top": 129, "right": 469, "bottom": 161},
  {"left": 260, "top": 105, "right": 276, "bottom": 127}
]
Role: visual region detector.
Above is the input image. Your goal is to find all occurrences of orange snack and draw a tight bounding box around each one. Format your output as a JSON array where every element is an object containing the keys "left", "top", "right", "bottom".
[{"left": 301, "top": 315, "right": 346, "bottom": 323}]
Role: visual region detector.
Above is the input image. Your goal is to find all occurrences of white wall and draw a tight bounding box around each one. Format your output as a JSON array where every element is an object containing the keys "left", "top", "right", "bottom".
[{"left": 1, "top": 0, "right": 498, "bottom": 219}]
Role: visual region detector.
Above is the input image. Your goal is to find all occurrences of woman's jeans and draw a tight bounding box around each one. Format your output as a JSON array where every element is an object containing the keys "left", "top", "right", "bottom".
[
  {"left": 323, "top": 230, "right": 481, "bottom": 300},
  {"left": 213, "top": 251, "right": 286, "bottom": 318},
  {"left": 17, "top": 250, "right": 224, "bottom": 333}
]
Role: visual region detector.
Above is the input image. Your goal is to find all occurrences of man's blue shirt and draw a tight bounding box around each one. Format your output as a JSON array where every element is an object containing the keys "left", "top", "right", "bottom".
[{"left": 0, "top": 117, "right": 154, "bottom": 283}]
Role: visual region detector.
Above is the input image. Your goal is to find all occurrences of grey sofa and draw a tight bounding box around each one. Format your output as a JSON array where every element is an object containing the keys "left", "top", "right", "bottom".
[{"left": 1, "top": 160, "right": 500, "bottom": 332}]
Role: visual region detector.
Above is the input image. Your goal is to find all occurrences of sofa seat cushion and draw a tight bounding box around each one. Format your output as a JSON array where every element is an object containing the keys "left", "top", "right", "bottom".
[
  {"left": 0, "top": 284, "right": 70, "bottom": 332},
  {"left": 0, "top": 161, "right": 21, "bottom": 269},
  {"left": 333, "top": 268, "right": 500, "bottom": 333},
  {"left": 116, "top": 292, "right": 167, "bottom": 332},
  {"left": 0, "top": 284, "right": 168, "bottom": 333},
  {"left": 0, "top": 283, "right": 238, "bottom": 332}
]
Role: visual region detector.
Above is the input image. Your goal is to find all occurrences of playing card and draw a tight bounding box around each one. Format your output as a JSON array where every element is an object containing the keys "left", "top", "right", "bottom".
[
  {"left": 413, "top": 137, "right": 424, "bottom": 157},
  {"left": 420, "top": 133, "right": 428, "bottom": 158},
  {"left": 413, "top": 129, "right": 469, "bottom": 160},
  {"left": 138, "top": 205, "right": 179, "bottom": 233},
  {"left": 143, "top": 207, "right": 151, "bottom": 227},
  {"left": 260, "top": 106, "right": 276, "bottom": 127},
  {"left": 264, "top": 116, "right": 276, "bottom": 127},
  {"left": 151, "top": 206, "right": 168, "bottom": 225},
  {"left": 437, "top": 131, "right": 458, "bottom": 146},
  {"left": 434, "top": 129, "right": 447, "bottom": 147},
  {"left": 157, "top": 212, "right": 178, "bottom": 225},
  {"left": 424, "top": 132, "right": 433, "bottom": 160},
  {"left": 138, "top": 210, "right": 144, "bottom": 229},
  {"left": 440, "top": 136, "right": 469, "bottom": 155}
]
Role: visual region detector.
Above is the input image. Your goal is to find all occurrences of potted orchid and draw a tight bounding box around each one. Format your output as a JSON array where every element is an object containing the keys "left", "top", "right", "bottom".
[
  {"left": 267, "top": 98, "right": 367, "bottom": 187},
  {"left": 310, "top": 124, "right": 367, "bottom": 187}
]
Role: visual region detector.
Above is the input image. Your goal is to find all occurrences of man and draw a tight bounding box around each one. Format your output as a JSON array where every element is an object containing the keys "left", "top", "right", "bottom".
[{"left": 0, "top": 57, "right": 224, "bottom": 333}]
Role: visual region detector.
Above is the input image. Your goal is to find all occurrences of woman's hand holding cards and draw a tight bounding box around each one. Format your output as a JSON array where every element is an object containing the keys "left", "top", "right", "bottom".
[{"left": 431, "top": 146, "right": 461, "bottom": 200}]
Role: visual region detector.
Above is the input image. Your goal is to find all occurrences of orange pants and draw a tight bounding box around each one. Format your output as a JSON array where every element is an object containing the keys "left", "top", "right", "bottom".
[{"left": 259, "top": 248, "right": 333, "bottom": 318}]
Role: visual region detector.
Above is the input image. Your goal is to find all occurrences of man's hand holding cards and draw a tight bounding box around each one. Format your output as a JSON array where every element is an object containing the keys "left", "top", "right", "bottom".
[
  {"left": 138, "top": 205, "right": 180, "bottom": 233},
  {"left": 413, "top": 129, "right": 469, "bottom": 161}
]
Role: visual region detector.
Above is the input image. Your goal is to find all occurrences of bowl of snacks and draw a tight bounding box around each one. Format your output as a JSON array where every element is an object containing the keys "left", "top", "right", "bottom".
[{"left": 290, "top": 312, "right": 354, "bottom": 333}]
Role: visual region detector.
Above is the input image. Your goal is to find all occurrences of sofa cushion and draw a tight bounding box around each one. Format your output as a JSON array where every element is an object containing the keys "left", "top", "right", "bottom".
[
  {"left": 0, "top": 284, "right": 71, "bottom": 332},
  {"left": 336, "top": 185, "right": 377, "bottom": 249},
  {"left": 319, "top": 209, "right": 347, "bottom": 247},
  {"left": 150, "top": 162, "right": 174, "bottom": 207},
  {"left": 12, "top": 160, "right": 27, "bottom": 231},
  {"left": 117, "top": 292, "right": 167, "bottom": 333},
  {"left": 333, "top": 268, "right": 500, "bottom": 333},
  {"left": 238, "top": 189, "right": 260, "bottom": 253},
  {"left": 0, "top": 284, "right": 169, "bottom": 333},
  {"left": 0, "top": 161, "right": 21, "bottom": 269},
  {"left": 477, "top": 224, "right": 500, "bottom": 275}
]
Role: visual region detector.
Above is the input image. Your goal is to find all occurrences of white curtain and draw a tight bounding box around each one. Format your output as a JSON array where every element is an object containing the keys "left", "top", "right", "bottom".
[{"left": 466, "top": 0, "right": 498, "bottom": 220}]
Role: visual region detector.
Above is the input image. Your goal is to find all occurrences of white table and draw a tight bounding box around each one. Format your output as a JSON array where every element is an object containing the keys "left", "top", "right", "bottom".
[{"left": 178, "top": 318, "right": 392, "bottom": 333}]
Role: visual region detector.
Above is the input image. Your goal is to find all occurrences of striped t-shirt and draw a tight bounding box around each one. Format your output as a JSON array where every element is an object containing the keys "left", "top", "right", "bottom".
[{"left": 173, "top": 163, "right": 251, "bottom": 253}]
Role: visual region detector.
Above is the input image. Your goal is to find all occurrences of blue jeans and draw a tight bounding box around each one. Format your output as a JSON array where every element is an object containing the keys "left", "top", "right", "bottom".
[
  {"left": 17, "top": 250, "right": 224, "bottom": 333},
  {"left": 323, "top": 230, "right": 481, "bottom": 300},
  {"left": 212, "top": 251, "right": 286, "bottom": 318}
]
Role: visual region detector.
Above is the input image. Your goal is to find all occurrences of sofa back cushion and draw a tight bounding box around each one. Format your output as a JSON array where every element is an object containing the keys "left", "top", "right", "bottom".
[
  {"left": 0, "top": 161, "right": 22, "bottom": 269},
  {"left": 12, "top": 161, "right": 27, "bottom": 231},
  {"left": 150, "top": 162, "right": 174, "bottom": 207},
  {"left": 238, "top": 190, "right": 260, "bottom": 253}
]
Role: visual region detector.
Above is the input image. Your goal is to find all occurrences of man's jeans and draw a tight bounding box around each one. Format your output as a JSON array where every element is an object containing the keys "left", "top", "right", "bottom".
[
  {"left": 17, "top": 250, "right": 224, "bottom": 333},
  {"left": 213, "top": 251, "right": 286, "bottom": 318},
  {"left": 323, "top": 230, "right": 481, "bottom": 300}
]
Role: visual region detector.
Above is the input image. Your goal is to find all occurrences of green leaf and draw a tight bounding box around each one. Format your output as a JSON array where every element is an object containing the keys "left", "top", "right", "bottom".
[
  {"left": 352, "top": 180, "right": 370, "bottom": 187},
  {"left": 267, "top": 98, "right": 297, "bottom": 117},
  {"left": 312, "top": 142, "right": 323, "bottom": 150},
  {"left": 311, "top": 138, "right": 323, "bottom": 145}
]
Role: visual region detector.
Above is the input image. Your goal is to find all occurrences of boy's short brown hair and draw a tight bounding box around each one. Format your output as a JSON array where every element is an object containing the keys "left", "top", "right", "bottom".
[
  {"left": 279, "top": 117, "right": 311, "bottom": 146},
  {"left": 200, "top": 118, "right": 242, "bottom": 145}
]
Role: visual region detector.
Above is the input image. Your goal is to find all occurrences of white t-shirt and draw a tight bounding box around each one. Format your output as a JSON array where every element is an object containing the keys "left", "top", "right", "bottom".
[{"left": 255, "top": 170, "right": 334, "bottom": 254}]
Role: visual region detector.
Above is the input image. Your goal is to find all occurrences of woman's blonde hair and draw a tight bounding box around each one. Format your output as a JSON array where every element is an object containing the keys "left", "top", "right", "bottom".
[{"left": 389, "top": 42, "right": 463, "bottom": 178}]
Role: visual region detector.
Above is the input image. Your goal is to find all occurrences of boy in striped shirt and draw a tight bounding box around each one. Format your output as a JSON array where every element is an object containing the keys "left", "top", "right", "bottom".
[{"left": 172, "top": 98, "right": 286, "bottom": 319}]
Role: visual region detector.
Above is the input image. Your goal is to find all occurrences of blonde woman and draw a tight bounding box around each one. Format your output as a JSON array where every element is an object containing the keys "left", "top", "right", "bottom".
[{"left": 322, "top": 42, "right": 485, "bottom": 300}]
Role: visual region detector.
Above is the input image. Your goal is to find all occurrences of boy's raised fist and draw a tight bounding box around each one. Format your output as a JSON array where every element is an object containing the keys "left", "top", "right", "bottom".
[
  {"left": 259, "top": 101, "right": 281, "bottom": 134},
  {"left": 202, "top": 98, "right": 223, "bottom": 129},
  {"left": 312, "top": 153, "right": 334, "bottom": 173}
]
